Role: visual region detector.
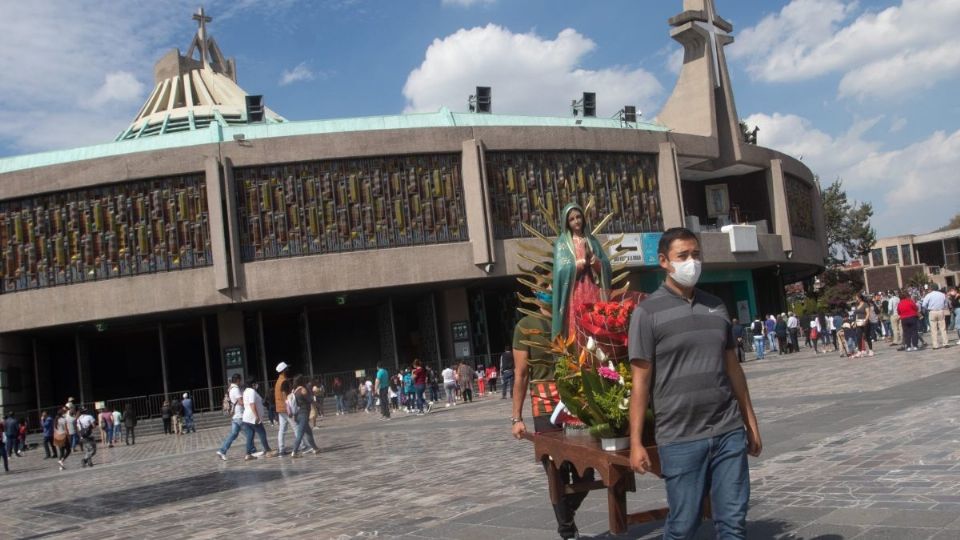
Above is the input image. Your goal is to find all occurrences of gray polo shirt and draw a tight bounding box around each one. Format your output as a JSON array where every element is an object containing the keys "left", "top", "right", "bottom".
[{"left": 628, "top": 284, "right": 743, "bottom": 444}]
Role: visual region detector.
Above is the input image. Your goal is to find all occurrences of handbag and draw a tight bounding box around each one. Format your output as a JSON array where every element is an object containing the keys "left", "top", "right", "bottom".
[
  {"left": 54, "top": 430, "right": 67, "bottom": 447},
  {"left": 810, "top": 328, "right": 818, "bottom": 340}
]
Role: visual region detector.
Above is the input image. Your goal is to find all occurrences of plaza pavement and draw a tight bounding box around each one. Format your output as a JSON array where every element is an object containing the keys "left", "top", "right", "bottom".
[{"left": 3, "top": 340, "right": 960, "bottom": 539}]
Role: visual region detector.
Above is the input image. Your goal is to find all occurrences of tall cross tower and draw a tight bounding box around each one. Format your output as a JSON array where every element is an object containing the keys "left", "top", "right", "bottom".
[
  {"left": 192, "top": 7, "right": 212, "bottom": 68},
  {"left": 656, "top": 0, "right": 743, "bottom": 163}
]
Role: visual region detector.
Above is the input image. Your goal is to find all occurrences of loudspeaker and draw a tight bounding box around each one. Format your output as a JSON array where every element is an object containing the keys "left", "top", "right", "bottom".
[
  {"left": 476, "top": 86, "right": 491, "bottom": 113},
  {"left": 624, "top": 105, "right": 637, "bottom": 123},
  {"left": 583, "top": 92, "right": 596, "bottom": 117},
  {"left": 245, "top": 95, "right": 264, "bottom": 123}
]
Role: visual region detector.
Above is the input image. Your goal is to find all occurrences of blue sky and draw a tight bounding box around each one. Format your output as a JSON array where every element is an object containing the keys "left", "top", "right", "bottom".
[{"left": 1, "top": 0, "right": 958, "bottom": 237}]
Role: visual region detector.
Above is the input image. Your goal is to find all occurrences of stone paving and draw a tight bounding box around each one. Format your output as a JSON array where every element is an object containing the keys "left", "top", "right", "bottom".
[{"left": 2, "top": 340, "right": 960, "bottom": 539}]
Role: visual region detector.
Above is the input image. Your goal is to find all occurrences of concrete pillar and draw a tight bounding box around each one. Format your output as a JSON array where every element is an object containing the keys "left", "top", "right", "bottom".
[
  {"left": 461, "top": 139, "right": 496, "bottom": 268},
  {"left": 201, "top": 316, "right": 214, "bottom": 410},
  {"left": 216, "top": 310, "right": 247, "bottom": 381},
  {"left": 204, "top": 157, "right": 231, "bottom": 292},
  {"left": 32, "top": 338, "right": 42, "bottom": 412},
  {"left": 222, "top": 158, "right": 244, "bottom": 290},
  {"left": 378, "top": 298, "right": 399, "bottom": 371},
  {"left": 74, "top": 332, "right": 86, "bottom": 405},
  {"left": 302, "top": 306, "right": 314, "bottom": 377},
  {"left": 657, "top": 142, "right": 684, "bottom": 229},
  {"left": 158, "top": 323, "right": 169, "bottom": 398},
  {"left": 257, "top": 311, "right": 268, "bottom": 386},
  {"left": 767, "top": 159, "right": 792, "bottom": 253}
]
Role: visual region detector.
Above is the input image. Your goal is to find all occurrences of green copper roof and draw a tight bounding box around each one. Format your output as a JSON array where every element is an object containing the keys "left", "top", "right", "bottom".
[{"left": 0, "top": 107, "right": 668, "bottom": 175}]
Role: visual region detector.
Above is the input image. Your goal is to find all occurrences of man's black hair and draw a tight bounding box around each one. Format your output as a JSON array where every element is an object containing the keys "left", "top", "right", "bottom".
[{"left": 657, "top": 227, "right": 699, "bottom": 256}]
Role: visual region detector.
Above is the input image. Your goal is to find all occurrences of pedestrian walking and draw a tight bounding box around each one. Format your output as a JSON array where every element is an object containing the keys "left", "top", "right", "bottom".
[
  {"left": 242, "top": 376, "right": 276, "bottom": 461},
  {"left": 457, "top": 360, "right": 475, "bottom": 403},
  {"left": 77, "top": 407, "right": 97, "bottom": 468},
  {"left": 123, "top": 403, "right": 137, "bottom": 445},
  {"left": 112, "top": 406, "right": 123, "bottom": 444},
  {"left": 4, "top": 413, "right": 22, "bottom": 458},
  {"left": 332, "top": 376, "right": 345, "bottom": 415},
  {"left": 182, "top": 393, "right": 195, "bottom": 433},
  {"left": 375, "top": 362, "right": 391, "bottom": 419},
  {"left": 442, "top": 364, "right": 457, "bottom": 407},
  {"left": 41, "top": 411, "right": 56, "bottom": 459},
  {"left": 274, "top": 361, "right": 292, "bottom": 454},
  {"left": 500, "top": 346, "right": 515, "bottom": 399},
  {"left": 99, "top": 407, "right": 114, "bottom": 448},
  {"left": 216, "top": 374, "right": 244, "bottom": 460},
  {"left": 412, "top": 359, "right": 430, "bottom": 414},
  {"left": 629, "top": 227, "right": 761, "bottom": 539},
  {"left": 290, "top": 375, "right": 321, "bottom": 458},
  {"left": 54, "top": 408, "right": 71, "bottom": 470}
]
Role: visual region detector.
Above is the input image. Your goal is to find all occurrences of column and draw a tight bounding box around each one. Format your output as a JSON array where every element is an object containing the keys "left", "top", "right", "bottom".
[
  {"left": 302, "top": 306, "right": 315, "bottom": 377},
  {"left": 32, "top": 338, "right": 42, "bottom": 411},
  {"left": 378, "top": 298, "right": 399, "bottom": 371},
  {"left": 657, "top": 142, "right": 684, "bottom": 229},
  {"left": 257, "top": 311, "right": 268, "bottom": 386},
  {"left": 201, "top": 316, "right": 214, "bottom": 410},
  {"left": 204, "top": 156, "right": 231, "bottom": 292},
  {"left": 158, "top": 323, "right": 170, "bottom": 398},
  {"left": 461, "top": 139, "right": 496, "bottom": 268},
  {"left": 74, "top": 332, "right": 86, "bottom": 405},
  {"left": 766, "top": 159, "right": 792, "bottom": 253}
]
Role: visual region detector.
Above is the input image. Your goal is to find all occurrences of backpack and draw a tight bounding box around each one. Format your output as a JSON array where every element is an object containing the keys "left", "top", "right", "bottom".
[
  {"left": 79, "top": 419, "right": 93, "bottom": 439},
  {"left": 285, "top": 391, "right": 299, "bottom": 416}
]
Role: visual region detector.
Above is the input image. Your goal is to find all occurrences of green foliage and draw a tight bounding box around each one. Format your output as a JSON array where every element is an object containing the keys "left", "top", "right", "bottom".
[
  {"left": 907, "top": 271, "right": 932, "bottom": 289},
  {"left": 935, "top": 213, "right": 960, "bottom": 232},
  {"left": 818, "top": 268, "right": 866, "bottom": 309},
  {"left": 821, "top": 179, "right": 876, "bottom": 264}
]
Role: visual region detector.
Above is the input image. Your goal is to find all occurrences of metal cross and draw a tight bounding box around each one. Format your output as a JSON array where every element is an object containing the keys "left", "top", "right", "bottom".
[{"left": 692, "top": 0, "right": 728, "bottom": 88}]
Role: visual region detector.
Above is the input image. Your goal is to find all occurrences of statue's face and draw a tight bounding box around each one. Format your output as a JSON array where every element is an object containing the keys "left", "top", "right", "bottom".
[{"left": 567, "top": 209, "right": 584, "bottom": 234}]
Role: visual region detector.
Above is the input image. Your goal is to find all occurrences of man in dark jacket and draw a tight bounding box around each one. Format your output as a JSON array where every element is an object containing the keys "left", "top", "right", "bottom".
[{"left": 4, "top": 413, "right": 21, "bottom": 457}]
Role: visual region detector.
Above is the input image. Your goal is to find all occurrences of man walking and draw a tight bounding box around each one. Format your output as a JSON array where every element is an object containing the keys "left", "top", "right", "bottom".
[
  {"left": 274, "top": 362, "right": 292, "bottom": 454},
  {"left": 751, "top": 316, "right": 765, "bottom": 360},
  {"left": 375, "top": 362, "right": 391, "bottom": 419},
  {"left": 888, "top": 290, "right": 902, "bottom": 347},
  {"left": 499, "top": 346, "right": 514, "bottom": 399},
  {"left": 786, "top": 312, "right": 800, "bottom": 353},
  {"left": 77, "top": 407, "right": 98, "bottom": 468},
  {"left": 182, "top": 393, "right": 195, "bottom": 433},
  {"left": 217, "top": 374, "right": 245, "bottom": 460},
  {"left": 765, "top": 314, "right": 777, "bottom": 353},
  {"left": 629, "top": 228, "right": 761, "bottom": 539},
  {"left": 242, "top": 376, "right": 276, "bottom": 461},
  {"left": 4, "top": 413, "right": 21, "bottom": 458},
  {"left": 456, "top": 360, "right": 474, "bottom": 403}
]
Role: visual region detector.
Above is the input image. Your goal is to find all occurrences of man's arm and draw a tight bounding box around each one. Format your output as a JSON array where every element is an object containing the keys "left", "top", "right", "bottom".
[
  {"left": 628, "top": 359, "right": 653, "bottom": 473},
  {"left": 724, "top": 349, "right": 762, "bottom": 457},
  {"left": 510, "top": 348, "right": 530, "bottom": 439}
]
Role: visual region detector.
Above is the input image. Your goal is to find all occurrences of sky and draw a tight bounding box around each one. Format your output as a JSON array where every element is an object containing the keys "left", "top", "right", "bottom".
[{"left": 0, "top": 0, "right": 957, "bottom": 237}]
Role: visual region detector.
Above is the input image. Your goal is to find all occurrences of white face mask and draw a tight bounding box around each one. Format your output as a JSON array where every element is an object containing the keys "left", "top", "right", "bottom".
[{"left": 670, "top": 258, "right": 702, "bottom": 288}]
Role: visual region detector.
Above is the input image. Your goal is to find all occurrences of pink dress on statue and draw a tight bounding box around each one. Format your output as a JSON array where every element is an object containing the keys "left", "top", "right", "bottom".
[{"left": 567, "top": 236, "right": 603, "bottom": 339}]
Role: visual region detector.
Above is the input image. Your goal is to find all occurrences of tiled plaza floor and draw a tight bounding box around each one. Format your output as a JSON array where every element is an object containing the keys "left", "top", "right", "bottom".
[{"left": 3, "top": 339, "right": 960, "bottom": 539}]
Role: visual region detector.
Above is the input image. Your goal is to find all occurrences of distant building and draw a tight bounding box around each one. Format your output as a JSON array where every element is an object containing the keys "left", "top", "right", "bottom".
[{"left": 860, "top": 229, "right": 960, "bottom": 292}]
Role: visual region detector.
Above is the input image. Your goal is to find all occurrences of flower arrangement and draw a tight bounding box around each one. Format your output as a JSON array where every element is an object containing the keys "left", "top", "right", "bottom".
[{"left": 556, "top": 293, "right": 649, "bottom": 440}]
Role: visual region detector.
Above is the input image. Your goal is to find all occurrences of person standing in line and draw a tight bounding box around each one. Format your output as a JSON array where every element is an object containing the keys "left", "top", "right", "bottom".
[
  {"left": 786, "top": 312, "right": 800, "bottom": 353},
  {"left": 54, "top": 408, "right": 71, "bottom": 470},
  {"left": 457, "top": 360, "right": 475, "bottom": 403},
  {"left": 182, "top": 393, "right": 195, "bottom": 434},
  {"left": 751, "top": 316, "right": 765, "bottom": 360},
  {"left": 731, "top": 318, "right": 745, "bottom": 363},
  {"left": 123, "top": 403, "right": 137, "bottom": 446},
  {"left": 77, "top": 407, "right": 98, "bottom": 468},
  {"left": 500, "top": 346, "right": 515, "bottom": 399},
  {"left": 290, "top": 375, "right": 321, "bottom": 458},
  {"left": 111, "top": 406, "right": 123, "bottom": 444},
  {"left": 475, "top": 364, "right": 486, "bottom": 397},
  {"left": 427, "top": 367, "right": 440, "bottom": 403},
  {"left": 765, "top": 314, "right": 778, "bottom": 353},
  {"left": 242, "top": 376, "right": 276, "bottom": 461},
  {"left": 775, "top": 314, "right": 788, "bottom": 355},
  {"left": 629, "top": 227, "right": 761, "bottom": 539},
  {"left": 375, "top": 362, "right": 391, "bottom": 419},
  {"left": 41, "top": 411, "right": 55, "bottom": 459},
  {"left": 65, "top": 406, "right": 79, "bottom": 450},
  {"left": 898, "top": 291, "right": 921, "bottom": 351},
  {"left": 401, "top": 369, "right": 414, "bottom": 412},
  {"left": 412, "top": 359, "right": 431, "bottom": 414},
  {"left": 332, "top": 376, "right": 345, "bottom": 416},
  {"left": 921, "top": 284, "right": 950, "bottom": 350},
  {"left": 441, "top": 364, "right": 457, "bottom": 407},
  {"left": 97, "top": 408, "right": 110, "bottom": 446},
  {"left": 170, "top": 397, "right": 183, "bottom": 435},
  {"left": 160, "top": 400, "right": 172, "bottom": 435},
  {"left": 274, "top": 361, "right": 292, "bottom": 454},
  {"left": 486, "top": 363, "right": 498, "bottom": 394},
  {"left": 216, "top": 374, "right": 244, "bottom": 460},
  {"left": 888, "top": 290, "right": 902, "bottom": 348}
]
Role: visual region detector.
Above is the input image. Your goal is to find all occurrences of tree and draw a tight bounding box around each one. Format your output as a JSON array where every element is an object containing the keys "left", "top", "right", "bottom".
[
  {"left": 935, "top": 212, "right": 960, "bottom": 232},
  {"left": 821, "top": 178, "right": 876, "bottom": 265},
  {"left": 739, "top": 120, "right": 759, "bottom": 145}
]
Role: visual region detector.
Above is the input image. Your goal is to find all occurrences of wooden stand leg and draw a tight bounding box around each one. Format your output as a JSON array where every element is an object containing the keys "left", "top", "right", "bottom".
[
  {"left": 544, "top": 458, "right": 562, "bottom": 505},
  {"left": 607, "top": 476, "right": 628, "bottom": 534}
]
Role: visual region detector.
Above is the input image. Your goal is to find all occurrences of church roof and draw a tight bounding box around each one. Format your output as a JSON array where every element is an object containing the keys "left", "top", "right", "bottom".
[{"left": 116, "top": 7, "right": 284, "bottom": 141}]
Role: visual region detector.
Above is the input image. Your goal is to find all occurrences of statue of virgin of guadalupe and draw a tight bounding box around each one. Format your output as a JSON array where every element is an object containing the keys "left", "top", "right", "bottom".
[{"left": 551, "top": 202, "right": 613, "bottom": 339}]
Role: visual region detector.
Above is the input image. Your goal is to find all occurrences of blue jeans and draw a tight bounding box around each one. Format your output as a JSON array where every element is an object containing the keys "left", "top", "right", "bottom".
[
  {"left": 659, "top": 428, "right": 750, "bottom": 539},
  {"left": 292, "top": 412, "right": 317, "bottom": 453},
  {"left": 335, "top": 395, "right": 345, "bottom": 414},
  {"left": 414, "top": 384, "right": 426, "bottom": 412},
  {"left": 766, "top": 331, "right": 777, "bottom": 351},
  {"left": 219, "top": 419, "right": 243, "bottom": 454},
  {"left": 752, "top": 335, "right": 764, "bottom": 359},
  {"left": 242, "top": 422, "right": 271, "bottom": 455}
]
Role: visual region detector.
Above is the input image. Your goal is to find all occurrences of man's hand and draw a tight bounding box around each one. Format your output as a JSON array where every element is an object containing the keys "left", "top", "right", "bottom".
[
  {"left": 746, "top": 423, "right": 763, "bottom": 457},
  {"left": 511, "top": 420, "right": 527, "bottom": 439},
  {"left": 630, "top": 445, "right": 652, "bottom": 474}
]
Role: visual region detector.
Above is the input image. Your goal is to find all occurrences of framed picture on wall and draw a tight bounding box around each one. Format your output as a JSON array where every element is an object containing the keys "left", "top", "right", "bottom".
[{"left": 705, "top": 184, "right": 730, "bottom": 218}]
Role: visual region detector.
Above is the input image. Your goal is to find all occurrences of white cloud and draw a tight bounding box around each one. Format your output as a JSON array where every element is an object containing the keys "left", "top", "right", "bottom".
[
  {"left": 279, "top": 62, "right": 316, "bottom": 86},
  {"left": 666, "top": 47, "right": 684, "bottom": 76},
  {"left": 86, "top": 71, "right": 146, "bottom": 108},
  {"left": 402, "top": 25, "right": 663, "bottom": 117},
  {"left": 730, "top": 0, "right": 960, "bottom": 100},
  {"left": 889, "top": 117, "right": 907, "bottom": 133},
  {"left": 441, "top": 0, "right": 496, "bottom": 7},
  {"left": 838, "top": 40, "right": 960, "bottom": 100},
  {"left": 746, "top": 111, "right": 960, "bottom": 235}
]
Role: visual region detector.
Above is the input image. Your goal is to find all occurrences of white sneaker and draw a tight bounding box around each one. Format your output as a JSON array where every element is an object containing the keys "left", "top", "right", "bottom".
[
  {"left": 252, "top": 451, "right": 265, "bottom": 458},
  {"left": 216, "top": 451, "right": 227, "bottom": 461}
]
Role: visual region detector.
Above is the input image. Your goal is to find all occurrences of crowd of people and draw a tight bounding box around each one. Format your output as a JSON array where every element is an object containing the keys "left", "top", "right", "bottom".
[
  {"left": 2, "top": 397, "right": 138, "bottom": 473},
  {"left": 731, "top": 284, "right": 960, "bottom": 362}
]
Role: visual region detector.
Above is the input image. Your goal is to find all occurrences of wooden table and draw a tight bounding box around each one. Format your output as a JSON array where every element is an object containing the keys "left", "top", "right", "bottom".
[{"left": 522, "top": 431, "right": 677, "bottom": 535}]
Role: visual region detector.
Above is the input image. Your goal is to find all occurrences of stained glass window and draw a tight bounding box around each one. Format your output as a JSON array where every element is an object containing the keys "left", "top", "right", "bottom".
[
  {"left": 485, "top": 151, "right": 661, "bottom": 239},
  {"left": 233, "top": 154, "right": 466, "bottom": 261},
  {"left": 0, "top": 174, "right": 211, "bottom": 294},
  {"left": 784, "top": 175, "right": 816, "bottom": 240}
]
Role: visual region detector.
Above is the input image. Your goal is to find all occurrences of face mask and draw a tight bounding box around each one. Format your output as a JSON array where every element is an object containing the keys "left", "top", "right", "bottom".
[
  {"left": 669, "top": 258, "right": 702, "bottom": 288},
  {"left": 535, "top": 291, "right": 553, "bottom": 304}
]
